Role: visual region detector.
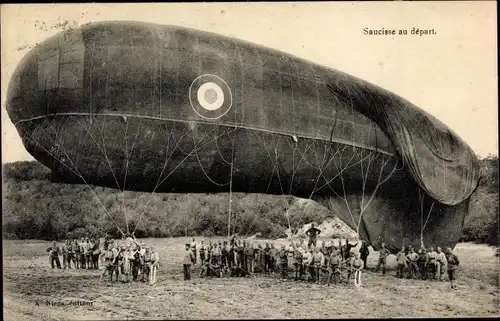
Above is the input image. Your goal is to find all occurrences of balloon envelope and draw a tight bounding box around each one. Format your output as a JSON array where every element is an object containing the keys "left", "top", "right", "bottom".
[{"left": 6, "top": 21, "right": 479, "bottom": 251}]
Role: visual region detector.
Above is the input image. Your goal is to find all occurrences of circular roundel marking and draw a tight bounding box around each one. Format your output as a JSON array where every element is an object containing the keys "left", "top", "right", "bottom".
[{"left": 189, "top": 74, "right": 233, "bottom": 119}]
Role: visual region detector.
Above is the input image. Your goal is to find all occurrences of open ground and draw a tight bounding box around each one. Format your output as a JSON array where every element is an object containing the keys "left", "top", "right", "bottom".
[{"left": 3, "top": 237, "right": 499, "bottom": 320}]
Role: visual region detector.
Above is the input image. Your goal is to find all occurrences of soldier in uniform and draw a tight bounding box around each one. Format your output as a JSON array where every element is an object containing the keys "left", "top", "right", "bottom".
[
  {"left": 375, "top": 242, "right": 389, "bottom": 275},
  {"left": 190, "top": 238, "right": 197, "bottom": 265},
  {"left": 396, "top": 246, "right": 407, "bottom": 278},
  {"left": 313, "top": 247, "right": 326, "bottom": 284},
  {"left": 183, "top": 243, "right": 194, "bottom": 280},
  {"left": 264, "top": 243, "right": 272, "bottom": 274},
  {"left": 305, "top": 223, "right": 321, "bottom": 248},
  {"left": 199, "top": 240, "right": 206, "bottom": 264},
  {"left": 445, "top": 248, "right": 460, "bottom": 289},
  {"left": 292, "top": 245, "right": 304, "bottom": 281},
  {"left": 417, "top": 248, "right": 428, "bottom": 280},
  {"left": 328, "top": 247, "right": 342, "bottom": 285},
  {"left": 74, "top": 239, "right": 81, "bottom": 269},
  {"left": 435, "top": 247, "right": 448, "bottom": 281},
  {"left": 245, "top": 242, "right": 255, "bottom": 273},
  {"left": 141, "top": 247, "right": 153, "bottom": 282},
  {"left": 278, "top": 245, "right": 289, "bottom": 279},
  {"left": 406, "top": 248, "right": 420, "bottom": 279},
  {"left": 425, "top": 246, "right": 438, "bottom": 280},
  {"left": 47, "top": 241, "right": 62, "bottom": 269},
  {"left": 66, "top": 240, "right": 76, "bottom": 269},
  {"left": 61, "top": 240, "right": 68, "bottom": 269},
  {"left": 150, "top": 247, "right": 160, "bottom": 285},
  {"left": 351, "top": 253, "right": 364, "bottom": 287},
  {"left": 359, "top": 241, "right": 370, "bottom": 270}
]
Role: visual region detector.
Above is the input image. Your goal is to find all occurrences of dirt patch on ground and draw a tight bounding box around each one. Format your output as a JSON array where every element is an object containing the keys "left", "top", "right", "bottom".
[{"left": 3, "top": 239, "right": 499, "bottom": 319}]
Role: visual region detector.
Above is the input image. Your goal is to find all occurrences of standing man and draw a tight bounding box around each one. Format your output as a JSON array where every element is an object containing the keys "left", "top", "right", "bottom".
[
  {"left": 359, "top": 241, "right": 370, "bottom": 270},
  {"left": 344, "top": 239, "right": 359, "bottom": 261},
  {"left": 426, "top": 246, "right": 438, "bottom": 280},
  {"left": 264, "top": 243, "right": 272, "bottom": 274},
  {"left": 445, "top": 248, "right": 460, "bottom": 289},
  {"left": 199, "top": 240, "right": 206, "bottom": 264},
  {"left": 183, "top": 243, "right": 194, "bottom": 281},
  {"left": 351, "top": 253, "right": 364, "bottom": 287},
  {"left": 278, "top": 245, "right": 289, "bottom": 279},
  {"left": 375, "top": 242, "right": 389, "bottom": 275},
  {"left": 406, "top": 248, "right": 420, "bottom": 279},
  {"left": 150, "top": 246, "right": 160, "bottom": 285},
  {"left": 47, "top": 241, "right": 62, "bottom": 269},
  {"left": 304, "top": 248, "right": 315, "bottom": 282},
  {"left": 313, "top": 247, "right": 325, "bottom": 284},
  {"left": 328, "top": 247, "right": 342, "bottom": 285},
  {"left": 305, "top": 223, "right": 321, "bottom": 249},
  {"left": 435, "top": 247, "right": 448, "bottom": 281},
  {"left": 292, "top": 245, "right": 304, "bottom": 281},
  {"left": 396, "top": 246, "right": 407, "bottom": 278},
  {"left": 190, "top": 237, "right": 197, "bottom": 265},
  {"left": 61, "top": 240, "right": 68, "bottom": 269}
]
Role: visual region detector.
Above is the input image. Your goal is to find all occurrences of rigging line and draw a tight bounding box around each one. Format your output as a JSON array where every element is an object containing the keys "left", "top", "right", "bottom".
[
  {"left": 27, "top": 124, "right": 125, "bottom": 236},
  {"left": 72, "top": 117, "right": 123, "bottom": 193},
  {"left": 228, "top": 127, "right": 236, "bottom": 238},
  {"left": 43, "top": 120, "right": 126, "bottom": 235},
  {"left": 251, "top": 131, "right": 285, "bottom": 194},
  {"left": 287, "top": 138, "right": 317, "bottom": 195},
  {"left": 308, "top": 112, "right": 339, "bottom": 199},
  {"left": 421, "top": 201, "right": 435, "bottom": 233},
  {"left": 214, "top": 132, "right": 232, "bottom": 165},
  {"left": 132, "top": 126, "right": 228, "bottom": 233},
  {"left": 193, "top": 128, "right": 231, "bottom": 187},
  {"left": 122, "top": 118, "right": 130, "bottom": 234}
]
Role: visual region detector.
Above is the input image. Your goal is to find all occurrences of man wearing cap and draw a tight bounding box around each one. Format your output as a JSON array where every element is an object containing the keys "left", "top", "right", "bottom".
[
  {"left": 425, "top": 246, "right": 438, "bottom": 280},
  {"left": 313, "top": 247, "right": 325, "bottom": 284},
  {"left": 435, "top": 247, "right": 448, "bottom": 281},
  {"left": 199, "top": 240, "right": 206, "bottom": 264},
  {"left": 150, "top": 246, "right": 160, "bottom": 284},
  {"left": 183, "top": 243, "right": 194, "bottom": 280},
  {"left": 292, "top": 244, "right": 304, "bottom": 281},
  {"left": 190, "top": 237, "right": 197, "bottom": 265},
  {"left": 278, "top": 245, "right": 289, "bottom": 279},
  {"left": 351, "top": 253, "right": 364, "bottom": 287},
  {"left": 328, "top": 247, "right": 342, "bottom": 285},
  {"left": 305, "top": 223, "right": 321, "bottom": 248},
  {"left": 406, "top": 248, "right": 419, "bottom": 279},
  {"left": 359, "top": 241, "right": 370, "bottom": 270},
  {"left": 396, "top": 246, "right": 407, "bottom": 278},
  {"left": 445, "top": 248, "right": 460, "bottom": 289},
  {"left": 375, "top": 242, "right": 389, "bottom": 275},
  {"left": 47, "top": 241, "right": 62, "bottom": 269},
  {"left": 264, "top": 243, "right": 272, "bottom": 274},
  {"left": 142, "top": 247, "right": 153, "bottom": 282}
]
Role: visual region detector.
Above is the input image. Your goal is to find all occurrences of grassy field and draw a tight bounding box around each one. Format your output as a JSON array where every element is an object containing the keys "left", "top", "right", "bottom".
[{"left": 3, "top": 237, "right": 499, "bottom": 320}]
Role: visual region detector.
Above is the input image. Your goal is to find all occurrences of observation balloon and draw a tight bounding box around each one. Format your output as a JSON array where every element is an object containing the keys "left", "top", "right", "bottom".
[{"left": 6, "top": 21, "right": 480, "bottom": 252}]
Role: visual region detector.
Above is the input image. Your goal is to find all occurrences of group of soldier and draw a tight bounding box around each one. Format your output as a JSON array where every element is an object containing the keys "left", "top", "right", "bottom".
[
  {"left": 46, "top": 237, "right": 160, "bottom": 285},
  {"left": 99, "top": 238, "right": 160, "bottom": 285},
  {"left": 182, "top": 224, "right": 461, "bottom": 289},
  {"left": 182, "top": 228, "right": 366, "bottom": 287},
  {"left": 46, "top": 237, "right": 102, "bottom": 270},
  {"left": 378, "top": 243, "right": 461, "bottom": 288}
]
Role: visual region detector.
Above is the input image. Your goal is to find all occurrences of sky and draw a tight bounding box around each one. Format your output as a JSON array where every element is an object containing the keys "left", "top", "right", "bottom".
[{"left": 1, "top": 2, "right": 497, "bottom": 164}]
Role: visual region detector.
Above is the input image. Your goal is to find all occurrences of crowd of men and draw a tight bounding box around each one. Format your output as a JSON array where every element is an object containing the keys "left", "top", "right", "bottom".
[
  {"left": 46, "top": 237, "right": 160, "bottom": 285},
  {"left": 182, "top": 224, "right": 461, "bottom": 289},
  {"left": 46, "top": 237, "right": 102, "bottom": 270}
]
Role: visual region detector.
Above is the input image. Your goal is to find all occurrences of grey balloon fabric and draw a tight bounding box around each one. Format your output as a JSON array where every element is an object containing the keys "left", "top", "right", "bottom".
[{"left": 6, "top": 21, "right": 479, "bottom": 252}]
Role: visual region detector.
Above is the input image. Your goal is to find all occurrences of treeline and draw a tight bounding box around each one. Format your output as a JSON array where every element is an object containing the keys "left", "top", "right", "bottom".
[
  {"left": 463, "top": 154, "right": 498, "bottom": 246},
  {"left": 2, "top": 161, "right": 332, "bottom": 240},
  {"left": 2, "top": 155, "right": 498, "bottom": 246}
]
